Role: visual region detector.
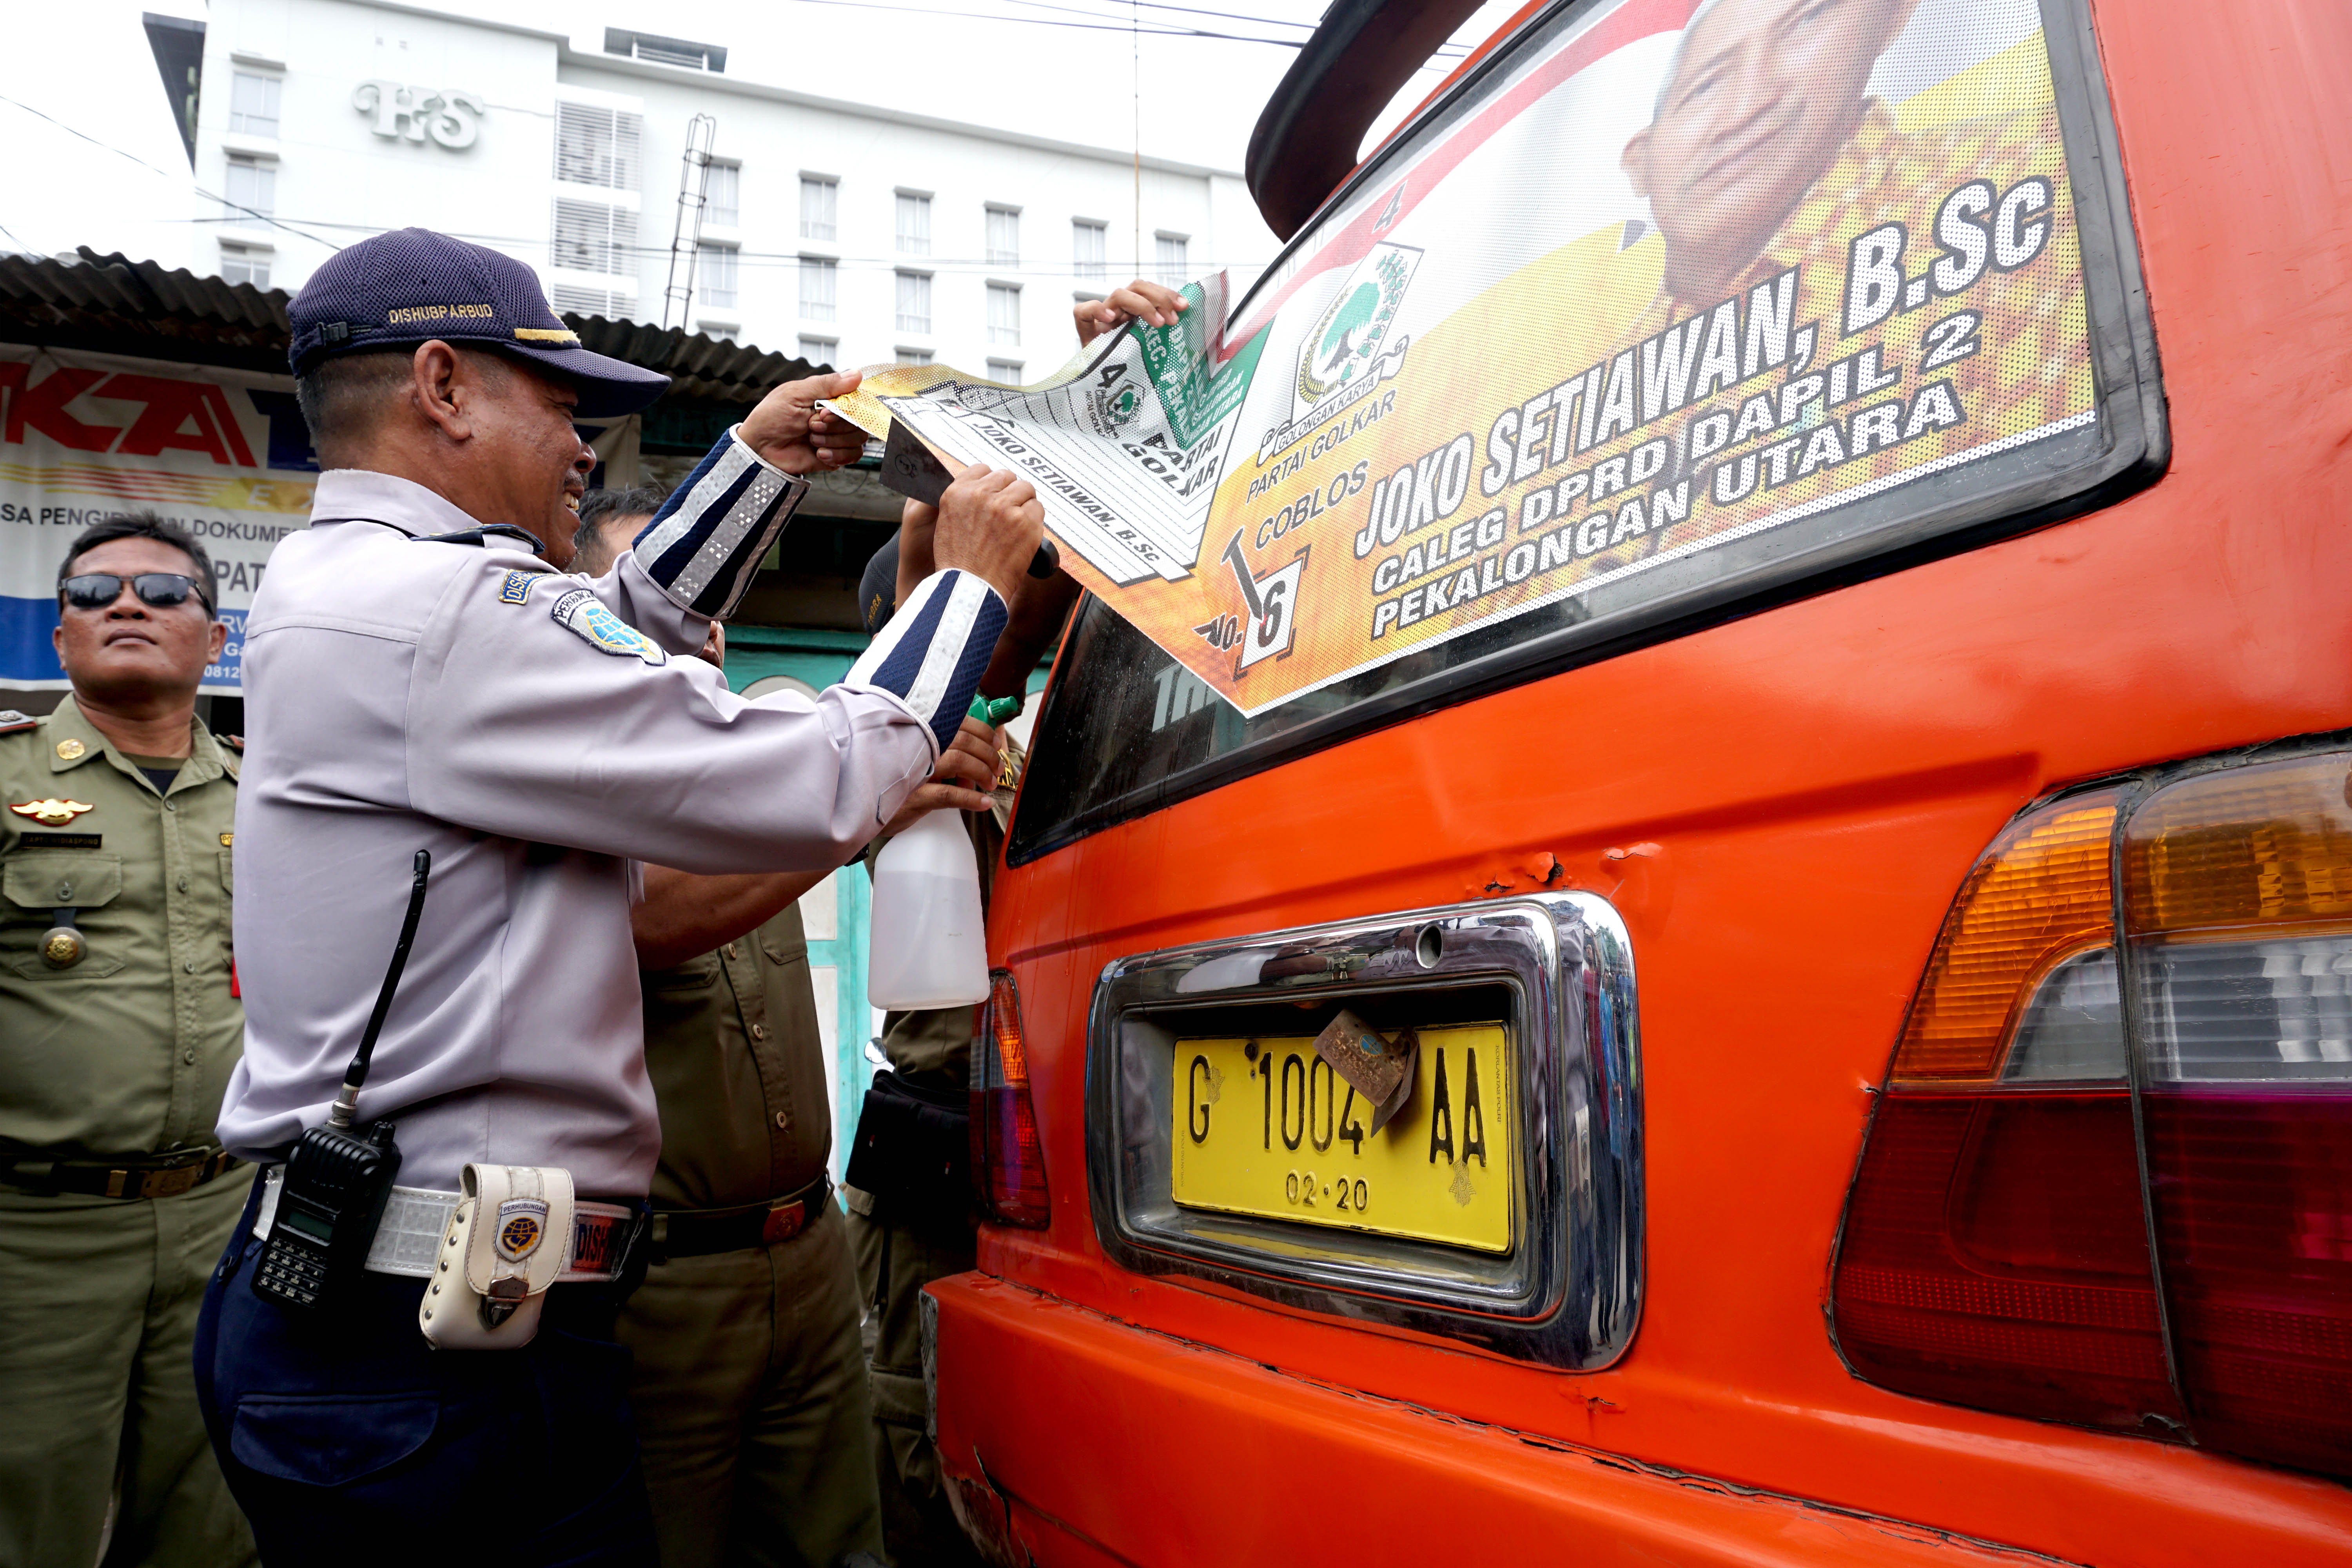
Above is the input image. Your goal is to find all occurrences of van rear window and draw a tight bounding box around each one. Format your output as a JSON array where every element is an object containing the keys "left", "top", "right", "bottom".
[{"left": 1012, "top": 0, "right": 2160, "bottom": 863}]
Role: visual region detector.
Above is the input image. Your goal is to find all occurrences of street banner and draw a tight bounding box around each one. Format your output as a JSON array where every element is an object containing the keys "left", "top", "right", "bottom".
[
  {"left": 0, "top": 345, "right": 318, "bottom": 693},
  {"left": 829, "top": 0, "right": 2091, "bottom": 717},
  {"left": 0, "top": 346, "right": 642, "bottom": 695}
]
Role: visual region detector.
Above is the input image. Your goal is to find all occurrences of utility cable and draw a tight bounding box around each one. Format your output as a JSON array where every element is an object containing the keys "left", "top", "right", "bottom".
[{"left": 0, "top": 91, "right": 341, "bottom": 252}]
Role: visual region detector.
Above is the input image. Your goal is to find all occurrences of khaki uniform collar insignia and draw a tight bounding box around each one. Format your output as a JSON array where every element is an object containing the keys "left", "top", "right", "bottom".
[
  {"left": 45, "top": 697, "right": 103, "bottom": 774},
  {"left": 10, "top": 798, "right": 96, "bottom": 827}
]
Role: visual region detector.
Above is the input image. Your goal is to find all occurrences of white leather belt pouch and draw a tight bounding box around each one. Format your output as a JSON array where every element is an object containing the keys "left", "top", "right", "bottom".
[{"left": 419, "top": 1163, "right": 575, "bottom": 1350}]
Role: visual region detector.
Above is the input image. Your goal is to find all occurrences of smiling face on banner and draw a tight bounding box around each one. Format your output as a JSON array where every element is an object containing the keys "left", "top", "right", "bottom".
[{"left": 1625, "top": 0, "right": 1923, "bottom": 301}]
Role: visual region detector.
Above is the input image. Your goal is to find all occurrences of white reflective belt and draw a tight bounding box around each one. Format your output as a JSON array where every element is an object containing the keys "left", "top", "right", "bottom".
[{"left": 254, "top": 1167, "right": 633, "bottom": 1282}]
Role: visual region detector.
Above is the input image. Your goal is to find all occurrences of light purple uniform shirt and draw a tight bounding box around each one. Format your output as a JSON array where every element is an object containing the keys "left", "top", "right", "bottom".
[{"left": 217, "top": 432, "right": 1007, "bottom": 1195}]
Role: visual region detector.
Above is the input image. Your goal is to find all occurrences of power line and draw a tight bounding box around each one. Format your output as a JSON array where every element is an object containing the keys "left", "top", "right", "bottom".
[
  {"left": 771, "top": 0, "right": 1313, "bottom": 46},
  {"left": 991, "top": 0, "right": 1470, "bottom": 55},
  {"left": 0, "top": 91, "right": 341, "bottom": 253}
]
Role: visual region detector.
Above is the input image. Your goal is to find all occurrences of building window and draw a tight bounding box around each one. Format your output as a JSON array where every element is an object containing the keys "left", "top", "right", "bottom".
[
  {"left": 800, "top": 177, "right": 837, "bottom": 242},
  {"left": 219, "top": 243, "right": 269, "bottom": 289},
  {"left": 895, "top": 270, "right": 931, "bottom": 334},
  {"left": 798, "top": 336, "right": 838, "bottom": 367},
  {"left": 987, "top": 358, "right": 1023, "bottom": 384},
  {"left": 229, "top": 71, "right": 280, "bottom": 137},
  {"left": 552, "top": 198, "right": 638, "bottom": 276},
  {"left": 603, "top": 28, "right": 728, "bottom": 72},
  {"left": 986, "top": 205, "right": 1020, "bottom": 267},
  {"left": 551, "top": 283, "right": 632, "bottom": 317},
  {"left": 987, "top": 282, "right": 1020, "bottom": 347},
  {"left": 1073, "top": 219, "right": 1106, "bottom": 285},
  {"left": 1156, "top": 232, "right": 1188, "bottom": 287},
  {"left": 896, "top": 348, "right": 933, "bottom": 367},
  {"left": 799, "top": 256, "right": 837, "bottom": 321},
  {"left": 225, "top": 154, "right": 275, "bottom": 218},
  {"left": 697, "top": 243, "right": 738, "bottom": 309},
  {"left": 705, "top": 160, "right": 740, "bottom": 226},
  {"left": 895, "top": 192, "right": 930, "bottom": 256},
  {"left": 555, "top": 103, "right": 643, "bottom": 190},
  {"left": 698, "top": 320, "right": 739, "bottom": 343}
]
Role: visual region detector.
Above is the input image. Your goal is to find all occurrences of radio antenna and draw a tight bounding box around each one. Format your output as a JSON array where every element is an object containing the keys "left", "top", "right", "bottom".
[{"left": 326, "top": 849, "right": 432, "bottom": 1129}]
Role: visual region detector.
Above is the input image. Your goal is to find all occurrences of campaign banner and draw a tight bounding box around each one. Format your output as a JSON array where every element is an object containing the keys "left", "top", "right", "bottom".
[
  {"left": 831, "top": 0, "right": 2092, "bottom": 717},
  {"left": 0, "top": 345, "right": 319, "bottom": 693}
]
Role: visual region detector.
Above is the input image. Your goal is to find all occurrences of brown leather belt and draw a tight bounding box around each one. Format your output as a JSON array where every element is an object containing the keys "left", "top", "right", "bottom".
[
  {"left": 649, "top": 1174, "right": 833, "bottom": 1261},
  {"left": 0, "top": 1147, "right": 241, "bottom": 1200}
]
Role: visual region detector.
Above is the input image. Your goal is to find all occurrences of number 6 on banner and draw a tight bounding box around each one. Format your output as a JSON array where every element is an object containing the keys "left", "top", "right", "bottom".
[{"left": 1223, "top": 533, "right": 1306, "bottom": 672}]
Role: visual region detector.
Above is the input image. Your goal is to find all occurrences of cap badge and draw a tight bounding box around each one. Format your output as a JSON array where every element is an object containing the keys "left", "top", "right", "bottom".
[
  {"left": 11, "top": 798, "right": 95, "bottom": 827},
  {"left": 54, "top": 739, "right": 85, "bottom": 762}
]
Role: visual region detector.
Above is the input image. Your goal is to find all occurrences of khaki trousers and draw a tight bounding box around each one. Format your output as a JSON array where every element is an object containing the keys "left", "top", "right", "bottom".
[
  {"left": 617, "top": 1200, "right": 884, "bottom": 1568},
  {"left": 0, "top": 1170, "right": 258, "bottom": 1568},
  {"left": 846, "top": 1202, "right": 984, "bottom": 1568}
]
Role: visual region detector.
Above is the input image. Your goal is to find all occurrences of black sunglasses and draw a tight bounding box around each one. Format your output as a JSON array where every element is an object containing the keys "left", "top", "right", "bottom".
[{"left": 59, "top": 573, "right": 214, "bottom": 614}]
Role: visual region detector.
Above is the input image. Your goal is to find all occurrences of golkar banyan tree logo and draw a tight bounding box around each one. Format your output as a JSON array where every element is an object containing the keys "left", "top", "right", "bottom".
[{"left": 1295, "top": 243, "right": 1421, "bottom": 411}]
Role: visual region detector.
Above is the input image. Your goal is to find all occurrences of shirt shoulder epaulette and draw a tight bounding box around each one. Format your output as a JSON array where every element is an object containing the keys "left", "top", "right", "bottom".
[
  {"left": 412, "top": 524, "right": 547, "bottom": 551},
  {"left": 0, "top": 710, "right": 36, "bottom": 737}
]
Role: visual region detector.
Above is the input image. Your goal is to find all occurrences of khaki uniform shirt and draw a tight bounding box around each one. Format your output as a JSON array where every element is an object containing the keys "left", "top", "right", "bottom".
[
  {"left": 0, "top": 697, "right": 241, "bottom": 1160},
  {"left": 641, "top": 905, "right": 830, "bottom": 1210}
]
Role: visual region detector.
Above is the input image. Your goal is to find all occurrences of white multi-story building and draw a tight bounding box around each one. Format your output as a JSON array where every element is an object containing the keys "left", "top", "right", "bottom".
[{"left": 187, "top": 0, "right": 1278, "bottom": 375}]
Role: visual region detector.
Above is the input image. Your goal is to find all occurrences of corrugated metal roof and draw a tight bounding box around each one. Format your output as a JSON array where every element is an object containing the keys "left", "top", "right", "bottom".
[
  {"left": 0, "top": 249, "right": 817, "bottom": 403},
  {"left": 0, "top": 249, "right": 287, "bottom": 374}
]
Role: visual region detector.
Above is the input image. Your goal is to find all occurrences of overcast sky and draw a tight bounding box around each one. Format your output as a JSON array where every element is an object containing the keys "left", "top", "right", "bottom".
[{"left": 0, "top": 0, "right": 1523, "bottom": 274}]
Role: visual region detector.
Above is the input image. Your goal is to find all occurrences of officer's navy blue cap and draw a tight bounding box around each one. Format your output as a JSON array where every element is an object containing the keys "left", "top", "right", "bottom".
[{"left": 287, "top": 228, "right": 671, "bottom": 419}]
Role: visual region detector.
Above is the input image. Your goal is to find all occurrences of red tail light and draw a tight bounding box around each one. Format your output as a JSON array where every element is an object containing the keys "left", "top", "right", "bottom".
[
  {"left": 1837, "top": 753, "right": 2352, "bottom": 1481},
  {"left": 973, "top": 967, "right": 1051, "bottom": 1228},
  {"left": 1833, "top": 791, "right": 2185, "bottom": 1437},
  {"left": 2123, "top": 756, "right": 2352, "bottom": 1475}
]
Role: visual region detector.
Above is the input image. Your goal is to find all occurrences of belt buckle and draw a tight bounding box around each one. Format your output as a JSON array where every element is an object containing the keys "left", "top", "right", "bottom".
[
  {"left": 140, "top": 1164, "right": 201, "bottom": 1199},
  {"left": 760, "top": 1200, "right": 807, "bottom": 1246}
]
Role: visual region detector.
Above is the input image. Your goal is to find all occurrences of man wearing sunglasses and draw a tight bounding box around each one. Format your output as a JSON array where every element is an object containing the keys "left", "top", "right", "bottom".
[
  {"left": 0, "top": 512, "right": 256, "bottom": 1567},
  {"left": 197, "top": 229, "right": 1045, "bottom": 1563}
]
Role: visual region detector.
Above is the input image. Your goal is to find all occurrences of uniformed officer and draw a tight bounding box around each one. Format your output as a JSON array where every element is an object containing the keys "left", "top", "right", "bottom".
[
  {"left": 193, "top": 229, "right": 1044, "bottom": 1565},
  {"left": 0, "top": 511, "right": 256, "bottom": 1568},
  {"left": 577, "top": 493, "right": 998, "bottom": 1568},
  {"left": 842, "top": 508, "right": 1076, "bottom": 1568}
]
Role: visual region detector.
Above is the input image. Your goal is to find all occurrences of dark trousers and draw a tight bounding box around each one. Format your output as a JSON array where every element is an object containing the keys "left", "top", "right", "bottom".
[{"left": 193, "top": 1180, "right": 656, "bottom": 1566}]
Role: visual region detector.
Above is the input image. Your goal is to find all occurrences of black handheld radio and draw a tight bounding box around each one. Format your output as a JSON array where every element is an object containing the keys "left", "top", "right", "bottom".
[{"left": 250, "top": 850, "right": 432, "bottom": 1311}]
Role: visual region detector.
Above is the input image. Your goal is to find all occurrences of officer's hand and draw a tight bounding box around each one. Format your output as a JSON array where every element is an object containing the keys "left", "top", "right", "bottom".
[
  {"left": 881, "top": 717, "right": 1000, "bottom": 835},
  {"left": 932, "top": 465, "right": 1044, "bottom": 606},
  {"left": 1076, "top": 280, "right": 1187, "bottom": 347},
  {"left": 740, "top": 371, "right": 869, "bottom": 475}
]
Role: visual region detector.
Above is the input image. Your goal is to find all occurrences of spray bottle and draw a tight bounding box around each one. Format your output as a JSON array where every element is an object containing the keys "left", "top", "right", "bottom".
[{"left": 867, "top": 693, "right": 1024, "bottom": 1011}]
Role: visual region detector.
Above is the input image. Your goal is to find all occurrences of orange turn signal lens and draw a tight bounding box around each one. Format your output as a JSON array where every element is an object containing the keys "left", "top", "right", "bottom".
[
  {"left": 2124, "top": 754, "right": 2352, "bottom": 936},
  {"left": 1890, "top": 791, "right": 2120, "bottom": 1085}
]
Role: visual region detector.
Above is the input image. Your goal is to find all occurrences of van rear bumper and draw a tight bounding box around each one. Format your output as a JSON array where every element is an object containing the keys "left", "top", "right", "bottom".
[{"left": 924, "top": 1272, "right": 2069, "bottom": 1568}]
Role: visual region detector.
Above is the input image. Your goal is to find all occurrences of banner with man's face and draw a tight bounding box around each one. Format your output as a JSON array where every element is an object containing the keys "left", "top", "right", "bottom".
[{"left": 837, "top": 0, "right": 2094, "bottom": 717}]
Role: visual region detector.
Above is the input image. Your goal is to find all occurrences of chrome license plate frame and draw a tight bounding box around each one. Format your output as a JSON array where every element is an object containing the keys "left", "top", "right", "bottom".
[{"left": 1086, "top": 894, "right": 1643, "bottom": 1370}]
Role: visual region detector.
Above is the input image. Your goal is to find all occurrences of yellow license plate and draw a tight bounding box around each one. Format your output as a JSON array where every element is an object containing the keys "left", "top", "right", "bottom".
[{"left": 1169, "top": 1024, "right": 1513, "bottom": 1253}]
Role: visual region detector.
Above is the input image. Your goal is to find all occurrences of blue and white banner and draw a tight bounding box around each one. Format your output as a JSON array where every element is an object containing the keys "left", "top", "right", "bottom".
[{"left": 0, "top": 344, "right": 319, "bottom": 692}]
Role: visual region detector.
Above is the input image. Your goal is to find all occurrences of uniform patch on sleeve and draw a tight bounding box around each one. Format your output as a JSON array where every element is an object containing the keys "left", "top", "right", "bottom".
[
  {"left": 550, "top": 587, "right": 667, "bottom": 665},
  {"left": 497, "top": 570, "right": 538, "bottom": 605}
]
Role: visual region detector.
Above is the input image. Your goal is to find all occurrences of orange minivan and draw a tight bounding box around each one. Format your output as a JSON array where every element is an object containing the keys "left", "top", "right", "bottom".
[{"left": 926, "top": 0, "right": 2352, "bottom": 1561}]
